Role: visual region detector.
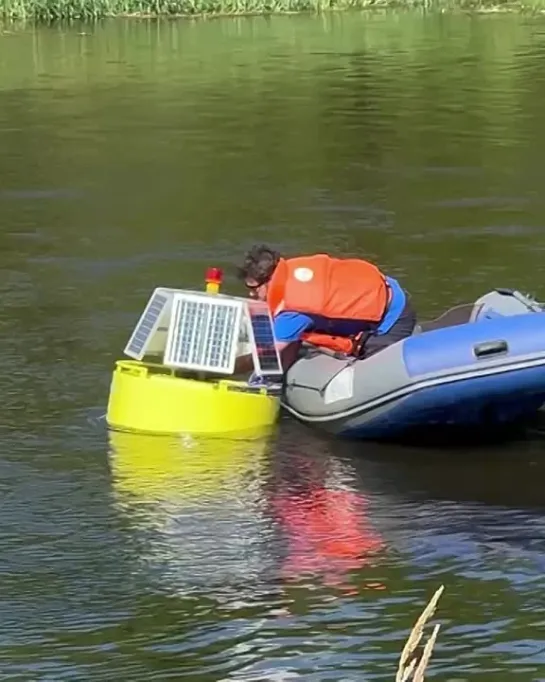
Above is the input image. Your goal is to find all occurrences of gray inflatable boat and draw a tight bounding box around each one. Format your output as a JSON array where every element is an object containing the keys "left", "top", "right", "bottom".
[{"left": 281, "top": 289, "right": 545, "bottom": 440}]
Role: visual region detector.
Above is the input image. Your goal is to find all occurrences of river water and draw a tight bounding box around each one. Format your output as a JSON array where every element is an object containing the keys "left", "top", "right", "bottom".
[{"left": 2, "top": 12, "right": 545, "bottom": 681}]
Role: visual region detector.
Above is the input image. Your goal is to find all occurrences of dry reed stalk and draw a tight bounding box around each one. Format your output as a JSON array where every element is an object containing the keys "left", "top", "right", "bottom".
[{"left": 395, "top": 585, "right": 444, "bottom": 682}]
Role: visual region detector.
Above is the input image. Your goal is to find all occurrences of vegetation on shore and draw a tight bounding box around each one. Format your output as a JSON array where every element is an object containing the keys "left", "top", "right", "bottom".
[{"left": 2, "top": 0, "right": 545, "bottom": 23}]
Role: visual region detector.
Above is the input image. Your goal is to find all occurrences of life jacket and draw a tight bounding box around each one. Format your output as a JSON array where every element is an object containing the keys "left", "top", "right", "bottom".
[{"left": 266, "top": 254, "right": 394, "bottom": 355}]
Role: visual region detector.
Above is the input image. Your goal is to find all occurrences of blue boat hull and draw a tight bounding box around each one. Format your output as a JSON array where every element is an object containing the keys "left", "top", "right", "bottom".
[
  {"left": 282, "top": 289, "right": 545, "bottom": 442},
  {"left": 340, "top": 363, "right": 545, "bottom": 441}
]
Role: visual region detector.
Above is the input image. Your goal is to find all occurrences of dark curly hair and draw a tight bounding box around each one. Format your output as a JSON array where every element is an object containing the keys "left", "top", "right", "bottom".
[{"left": 236, "top": 244, "right": 281, "bottom": 285}]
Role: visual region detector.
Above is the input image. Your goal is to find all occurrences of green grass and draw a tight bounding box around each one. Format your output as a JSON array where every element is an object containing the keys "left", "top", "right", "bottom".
[{"left": 1, "top": 0, "right": 545, "bottom": 23}]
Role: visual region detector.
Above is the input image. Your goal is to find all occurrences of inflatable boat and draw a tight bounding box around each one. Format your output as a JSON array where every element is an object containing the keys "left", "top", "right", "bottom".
[{"left": 281, "top": 289, "right": 545, "bottom": 441}]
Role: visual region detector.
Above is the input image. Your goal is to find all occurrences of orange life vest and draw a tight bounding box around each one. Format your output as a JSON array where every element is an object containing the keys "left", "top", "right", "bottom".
[{"left": 266, "top": 254, "right": 390, "bottom": 355}]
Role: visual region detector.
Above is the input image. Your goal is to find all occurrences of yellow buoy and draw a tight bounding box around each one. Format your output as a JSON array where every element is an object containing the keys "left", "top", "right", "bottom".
[
  {"left": 106, "top": 359, "right": 280, "bottom": 436},
  {"left": 105, "top": 268, "right": 284, "bottom": 438}
]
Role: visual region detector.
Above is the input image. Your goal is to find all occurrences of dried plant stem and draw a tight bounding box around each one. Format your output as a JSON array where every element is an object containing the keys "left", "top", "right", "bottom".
[{"left": 396, "top": 585, "right": 444, "bottom": 682}]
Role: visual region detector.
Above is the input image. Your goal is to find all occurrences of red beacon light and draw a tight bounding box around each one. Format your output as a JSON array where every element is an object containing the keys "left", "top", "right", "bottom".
[{"left": 205, "top": 266, "right": 223, "bottom": 294}]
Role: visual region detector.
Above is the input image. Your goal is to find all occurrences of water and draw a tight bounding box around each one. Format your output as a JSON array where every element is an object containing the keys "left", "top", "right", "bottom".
[{"left": 2, "top": 12, "right": 545, "bottom": 680}]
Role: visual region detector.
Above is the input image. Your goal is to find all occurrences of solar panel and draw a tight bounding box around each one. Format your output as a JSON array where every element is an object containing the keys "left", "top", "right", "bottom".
[
  {"left": 246, "top": 300, "right": 283, "bottom": 377},
  {"left": 163, "top": 292, "right": 243, "bottom": 374},
  {"left": 124, "top": 288, "right": 171, "bottom": 360}
]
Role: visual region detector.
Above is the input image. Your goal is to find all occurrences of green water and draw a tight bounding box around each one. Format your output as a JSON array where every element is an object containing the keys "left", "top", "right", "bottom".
[{"left": 2, "top": 13, "right": 545, "bottom": 681}]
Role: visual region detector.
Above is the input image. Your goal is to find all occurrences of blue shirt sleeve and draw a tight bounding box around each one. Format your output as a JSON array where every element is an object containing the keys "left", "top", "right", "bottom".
[{"left": 273, "top": 311, "right": 313, "bottom": 343}]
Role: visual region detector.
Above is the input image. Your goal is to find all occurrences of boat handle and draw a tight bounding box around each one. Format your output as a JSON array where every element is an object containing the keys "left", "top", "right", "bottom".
[{"left": 473, "top": 339, "right": 509, "bottom": 359}]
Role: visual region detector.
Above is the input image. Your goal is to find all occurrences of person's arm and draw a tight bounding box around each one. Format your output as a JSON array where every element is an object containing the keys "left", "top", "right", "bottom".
[
  {"left": 234, "top": 312, "right": 313, "bottom": 374},
  {"left": 273, "top": 312, "right": 312, "bottom": 370}
]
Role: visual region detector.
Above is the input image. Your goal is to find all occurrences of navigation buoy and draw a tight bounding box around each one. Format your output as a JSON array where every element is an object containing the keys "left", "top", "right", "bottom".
[{"left": 105, "top": 267, "right": 284, "bottom": 437}]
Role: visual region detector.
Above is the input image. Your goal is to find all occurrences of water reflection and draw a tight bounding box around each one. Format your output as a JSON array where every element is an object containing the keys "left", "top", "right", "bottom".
[
  {"left": 108, "top": 426, "right": 388, "bottom": 599},
  {"left": 267, "top": 443, "right": 385, "bottom": 593},
  {"left": 109, "top": 429, "right": 270, "bottom": 505},
  {"left": 108, "top": 430, "right": 276, "bottom": 595},
  {"left": 337, "top": 436, "right": 545, "bottom": 592}
]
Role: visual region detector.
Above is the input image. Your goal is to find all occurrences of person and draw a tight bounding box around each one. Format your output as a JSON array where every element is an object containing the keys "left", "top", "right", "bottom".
[{"left": 236, "top": 244, "right": 416, "bottom": 371}]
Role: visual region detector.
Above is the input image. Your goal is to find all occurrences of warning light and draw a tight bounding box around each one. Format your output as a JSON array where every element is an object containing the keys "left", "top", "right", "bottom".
[{"left": 205, "top": 267, "right": 223, "bottom": 294}]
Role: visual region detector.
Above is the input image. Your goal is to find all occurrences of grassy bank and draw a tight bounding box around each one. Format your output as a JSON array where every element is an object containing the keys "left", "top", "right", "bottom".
[{"left": 2, "top": 0, "right": 545, "bottom": 23}]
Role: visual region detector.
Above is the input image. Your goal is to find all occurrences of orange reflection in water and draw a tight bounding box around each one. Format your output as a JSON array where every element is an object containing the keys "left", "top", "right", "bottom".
[{"left": 273, "top": 486, "right": 385, "bottom": 591}]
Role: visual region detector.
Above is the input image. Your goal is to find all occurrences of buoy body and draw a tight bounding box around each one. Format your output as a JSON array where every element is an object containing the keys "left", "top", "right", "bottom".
[{"left": 106, "top": 359, "right": 281, "bottom": 437}]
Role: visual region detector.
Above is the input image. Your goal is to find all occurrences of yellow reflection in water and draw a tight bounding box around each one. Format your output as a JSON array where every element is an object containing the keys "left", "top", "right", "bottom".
[
  {"left": 107, "top": 428, "right": 278, "bottom": 593},
  {"left": 108, "top": 428, "right": 273, "bottom": 506}
]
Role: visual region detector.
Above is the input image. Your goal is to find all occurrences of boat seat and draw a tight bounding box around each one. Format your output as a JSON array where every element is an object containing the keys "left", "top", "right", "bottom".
[{"left": 418, "top": 303, "right": 475, "bottom": 333}]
